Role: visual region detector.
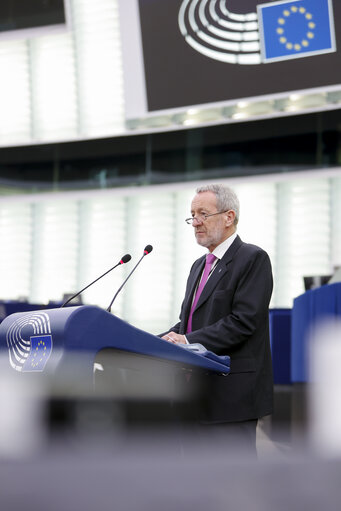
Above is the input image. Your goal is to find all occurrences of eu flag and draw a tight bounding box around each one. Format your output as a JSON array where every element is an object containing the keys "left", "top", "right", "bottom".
[
  {"left": 22, "top": 335, "right": 53, "bottom": 372},
  {"left": 258, "top": 0, "right": 336, "bottom": 62}
]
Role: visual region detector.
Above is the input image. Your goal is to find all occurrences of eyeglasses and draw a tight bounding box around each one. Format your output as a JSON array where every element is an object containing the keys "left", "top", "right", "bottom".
[{"left": 185, "top": 210, "right": 229, "bottom": 225}]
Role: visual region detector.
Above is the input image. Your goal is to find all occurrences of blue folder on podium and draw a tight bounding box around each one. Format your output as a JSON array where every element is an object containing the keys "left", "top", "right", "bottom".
[{"left": 0, "top": 306, "right": 230, "bottom": 388}]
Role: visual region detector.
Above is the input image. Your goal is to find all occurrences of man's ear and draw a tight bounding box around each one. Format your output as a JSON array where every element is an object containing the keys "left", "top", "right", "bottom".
[{"left": 225, "top": 209, "right": 236, "bottom": 227}]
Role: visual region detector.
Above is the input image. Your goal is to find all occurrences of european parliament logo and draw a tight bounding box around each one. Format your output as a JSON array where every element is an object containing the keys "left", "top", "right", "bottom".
[
  {"left": 178, "top": 0, "right": 336, "bottom": 66},
  {"left": 258, "top": 0, "right": 336, "bottom": 63},
  {"left": 6, "top": 311, "right": 53, "bottom": 372}
]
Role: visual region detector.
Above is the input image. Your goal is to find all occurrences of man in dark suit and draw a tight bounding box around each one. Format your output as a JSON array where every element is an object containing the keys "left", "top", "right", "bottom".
[{"left": 161, "top": 184, "right": 273, "bottom": 453}]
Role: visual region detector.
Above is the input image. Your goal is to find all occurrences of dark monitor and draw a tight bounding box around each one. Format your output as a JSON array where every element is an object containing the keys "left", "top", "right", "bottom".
[
  {"left": 62, "top": 293, "right": 83, "bottom": 306},
  {"left": 304, "top": 276, "right": 332, "bottom": 291},
  {"left": 0, "top": 0, "right": 67, "bottom": 38}
]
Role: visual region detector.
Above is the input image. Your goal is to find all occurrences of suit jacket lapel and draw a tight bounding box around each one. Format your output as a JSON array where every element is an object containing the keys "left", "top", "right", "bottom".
[{"left": 182, "top": 255, "right": 205, "bottom": 320}]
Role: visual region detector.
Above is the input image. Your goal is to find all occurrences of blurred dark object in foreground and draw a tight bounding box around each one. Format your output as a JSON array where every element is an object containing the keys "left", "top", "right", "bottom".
[
  {"left": 0, "top": 439, "right": 340, "bottom": 511},
  {"left": 47, "top": 348, "right": 212, "bottom": 437}
]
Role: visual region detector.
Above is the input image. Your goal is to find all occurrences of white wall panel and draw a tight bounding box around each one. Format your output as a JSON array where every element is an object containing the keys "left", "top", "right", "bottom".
[
  {"left": 30, "top": 201, "right": 79, "bottom": 303},
  {"left": 331, "top": 177, "right": 341, "bottom": 269},
  {"left": 78, "top": 196, "right": 127, "bottom": 313},
  {"left": 30, "top": 33, "right": 78, "bottom": 140},
  {"left": 124, "top": 193, "right": 175, "bottom": 334},
  {"left": 234, "top": 182, "right": 277, "bottom": 259},
  {"left": 0, "top": 203, "right": 32, "bottom": 299},
  {"left": 0, "top": 40, "right": 31, "bottom": 145},
  {"left": 276, "top": 179, "right": 331, "bottom": 306},
  {"left": 72, "top": 0, "right": 125, "bottom": 137},
  {"left": 233, "top": 182, "right": 278, "bottom": 304},
  {"left": 0, "top": 0, "right": 125, "bottom": 147}
]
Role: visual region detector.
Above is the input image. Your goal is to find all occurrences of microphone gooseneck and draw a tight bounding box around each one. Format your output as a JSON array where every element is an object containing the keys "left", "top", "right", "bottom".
[
  {"left": 107, "top": 245, "right": 153, "bottom": 313},
  {"left": 60, "top": 254, "right": 131, "bottom": 308}
]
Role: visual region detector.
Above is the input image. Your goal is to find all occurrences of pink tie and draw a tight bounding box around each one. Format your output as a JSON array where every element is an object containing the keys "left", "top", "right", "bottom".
[{"left": 186, "top": 253, "right": 216, "bottom": 333}]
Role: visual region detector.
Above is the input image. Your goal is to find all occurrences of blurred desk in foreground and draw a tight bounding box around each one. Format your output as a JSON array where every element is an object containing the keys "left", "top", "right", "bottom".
[{"left": 0, "top": 305, "right": 230, "bottom": 429}]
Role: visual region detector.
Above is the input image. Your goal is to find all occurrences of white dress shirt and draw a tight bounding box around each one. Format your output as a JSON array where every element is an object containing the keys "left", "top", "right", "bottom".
[{"left": 209, "top": 231, "right": 238, "bottom": 276}]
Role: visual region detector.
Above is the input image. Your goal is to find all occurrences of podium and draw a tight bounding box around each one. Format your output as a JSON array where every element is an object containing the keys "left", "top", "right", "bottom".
[
  {"left": 269, "top": 308, "right": 292, "bottom": 385},
  {"left": 289, "top": 282, "right": 341, "bottom": 438},
  {"left": 291, "top": 282, "right": 341, "bottom": 383},
  {"left": 0, "top": 306, "right": 230, "bottom": 393}
]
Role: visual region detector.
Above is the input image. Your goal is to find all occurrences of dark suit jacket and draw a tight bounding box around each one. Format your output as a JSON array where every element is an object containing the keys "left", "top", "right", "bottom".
[{"left": 167, "top": 235, "right": 273, "bottom": 423}]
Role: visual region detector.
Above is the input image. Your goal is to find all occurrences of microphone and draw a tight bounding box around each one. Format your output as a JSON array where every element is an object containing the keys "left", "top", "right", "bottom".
[
  {"left": 61, "top": 254, "right": 131, "bottom": 308},
  {"left": 107, "top": 244, "right": 153, "bottom": 313}
]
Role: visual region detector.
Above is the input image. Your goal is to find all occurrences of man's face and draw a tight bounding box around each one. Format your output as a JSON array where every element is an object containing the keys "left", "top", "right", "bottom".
[{"left": 190, "top": 191, "right": 232, "bottom": 252}]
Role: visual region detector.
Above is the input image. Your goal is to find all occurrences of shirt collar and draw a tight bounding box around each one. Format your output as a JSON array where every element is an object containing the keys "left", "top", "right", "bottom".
[{"left": 211, "top": 232, "right": 238, "bottom": 260}]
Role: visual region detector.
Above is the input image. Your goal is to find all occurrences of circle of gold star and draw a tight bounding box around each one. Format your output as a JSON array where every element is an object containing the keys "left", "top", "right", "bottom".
[{"left": 276, "top": 5, "right": 315, "bottom": 51}]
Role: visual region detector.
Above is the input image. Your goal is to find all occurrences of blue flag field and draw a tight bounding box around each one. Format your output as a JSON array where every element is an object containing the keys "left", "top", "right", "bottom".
[
  {"left": 258, "top": 0, "right": 336, "bottom": 62},
  {"left": 22, "top": 335, "right": 53, "bottom": 372}
]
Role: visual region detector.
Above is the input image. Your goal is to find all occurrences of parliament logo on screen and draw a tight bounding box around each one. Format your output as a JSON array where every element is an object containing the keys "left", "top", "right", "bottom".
[
  {"left": 178, "top": 0, "right": 336, "bottom": 65},
  {"left": 6, "top": 312, "right": 53, "bottom": 372}
]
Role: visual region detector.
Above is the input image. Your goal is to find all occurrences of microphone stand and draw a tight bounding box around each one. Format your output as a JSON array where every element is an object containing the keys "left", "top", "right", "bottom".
[
  {"left": 61, "top": 255, "right": 131, "bottom": 308},
  {"left": 107, "top": 246, "right": 153, "bottom": 313}
]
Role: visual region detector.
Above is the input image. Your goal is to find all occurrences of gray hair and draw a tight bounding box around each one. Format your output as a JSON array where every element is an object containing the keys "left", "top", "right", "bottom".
[{"left": 196, "top": 184, "right": 240, "bottom": 225}]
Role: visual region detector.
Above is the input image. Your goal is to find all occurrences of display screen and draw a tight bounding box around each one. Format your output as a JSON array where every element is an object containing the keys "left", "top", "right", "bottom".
[
  {"left": 135, "top": 0, "right": 340, "bottom": 112},
  {"left": 0, "top": 0, "right": 66, "bottom": 33}
]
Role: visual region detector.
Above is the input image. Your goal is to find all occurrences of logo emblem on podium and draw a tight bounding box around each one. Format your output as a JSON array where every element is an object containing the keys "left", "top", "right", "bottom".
[{"left": 6, "top": 312, "right": 53, "bottom": 372}]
